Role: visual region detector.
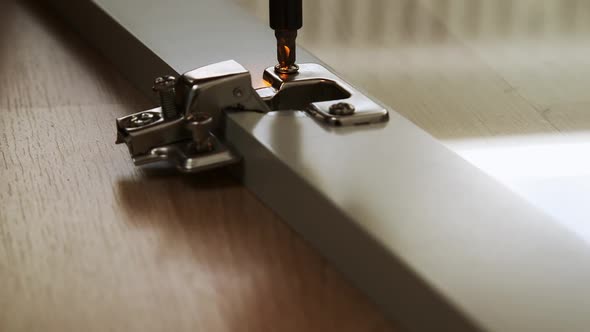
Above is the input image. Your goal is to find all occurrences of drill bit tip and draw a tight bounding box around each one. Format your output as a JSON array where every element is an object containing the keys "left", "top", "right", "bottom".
[{"left": 274, "top": 30, "right": 299, "bottom": 74}]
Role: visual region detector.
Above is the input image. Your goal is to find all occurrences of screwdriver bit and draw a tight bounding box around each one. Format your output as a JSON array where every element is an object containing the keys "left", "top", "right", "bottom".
[{"left": 270, "top": 0, "right": 302, "bottom": 74}]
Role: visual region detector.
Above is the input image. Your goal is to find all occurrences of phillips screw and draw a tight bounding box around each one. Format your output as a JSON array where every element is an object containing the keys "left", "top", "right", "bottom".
[{"left": 329, "top": 102, "right": 356, "bottom": 116}]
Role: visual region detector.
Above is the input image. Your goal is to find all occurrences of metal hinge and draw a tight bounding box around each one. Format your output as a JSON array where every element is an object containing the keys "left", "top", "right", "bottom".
[{"left": 116, "top": 60, "right": 389, "bottom": 173}]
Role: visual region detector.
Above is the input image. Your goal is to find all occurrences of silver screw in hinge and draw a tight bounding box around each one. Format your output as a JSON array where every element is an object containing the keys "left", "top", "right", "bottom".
[
  {"left": 187, "top": 112, "right": 214, "bottom": 153},
  {"left": 329, "top": 102, "right": 356, "bottom": 116},
  {"left": 130, "top": 112, "right": 158, "bottom": 128},
  {"left": 153, "top": 75, "right": 178, "bottom": 120}
]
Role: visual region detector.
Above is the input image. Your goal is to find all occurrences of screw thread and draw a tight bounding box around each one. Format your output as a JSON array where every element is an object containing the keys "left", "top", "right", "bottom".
[{"left": 159, "top": 90, "right": 177, "bottom": 120}]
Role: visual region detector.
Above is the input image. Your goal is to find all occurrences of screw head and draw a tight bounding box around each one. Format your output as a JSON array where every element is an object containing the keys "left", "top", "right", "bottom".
[
  {"left": 329, "top": 102, "right": 356, "bottom": 116},
  {"left": 274, "top": 64, "right": 300, "bottom": 75},
  {"left": 152, "top": 75, "right": 176, "bottom": 92},
  {"left": 129, "top": 112, "right": 158, "bottom": 127}
]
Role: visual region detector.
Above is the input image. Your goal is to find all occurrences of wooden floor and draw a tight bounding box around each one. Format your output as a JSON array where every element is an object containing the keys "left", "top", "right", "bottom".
[
  {"left": 2, "top": 0, "right": 590, "bottom": 331},
  {"left": 0, "top": 2, "right": 394, "bottom": 331}
]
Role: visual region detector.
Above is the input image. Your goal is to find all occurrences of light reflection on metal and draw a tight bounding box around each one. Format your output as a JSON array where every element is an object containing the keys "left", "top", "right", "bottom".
[
  {"left": 116, "top": 60, "right": 389, "bottom": 172},
  {"left": 261, "top": 63, "right": 389, "bottom": 126},
  {"left": 115, "top": 60, "right": 270, "bottom": 173}
]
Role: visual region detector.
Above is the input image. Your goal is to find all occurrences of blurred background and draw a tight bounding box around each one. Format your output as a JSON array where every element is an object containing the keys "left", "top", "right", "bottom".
[
  {"left": 237, "top": 0, "right": 590, "bottom": 241},
  {"left": 235, "top": 0, "right": 590, "bottom": 139}
]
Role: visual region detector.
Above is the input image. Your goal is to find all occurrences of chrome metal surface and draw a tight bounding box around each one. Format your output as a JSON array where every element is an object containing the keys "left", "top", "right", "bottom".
[
  {"left": 262, "top": 63, "right": 389, "bottom": 126},
  {"left": 329, "top": 102, "right": 355, "bottom": 116},
  {"left": 179, "top": 60, "right": 271, "bottom": 130},
  {"left": 129, "top": 111, "right": 160, "bottom": 128},
  {"left": 118, "top": 59, "right": 389, "bottom": 173},
  {"left": 182, "top": 60, "right": 250, "bottom": 84},
  {"left": 116, "top": 60, "right": 269, "bottom": 172},
  {"left": 232, "top": 87, "right": 243, "bottom": 98},
  {"left": 187, "top": 113, "right": 214, "bottom": 153},
  {"left": 134, "top": 137, "right": 239, "bottom": 173}
]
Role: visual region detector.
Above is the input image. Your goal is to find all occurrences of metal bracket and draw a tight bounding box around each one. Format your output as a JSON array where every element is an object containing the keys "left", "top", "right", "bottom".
[
  {"left": 116, "top": 60, "right": 269, "bottom": 173},
  {"left": 260, "top": 63, "right": 389, "bottom": 126},
  {"left": 116, "top": 60, "right": 389, "bottom": 172}
]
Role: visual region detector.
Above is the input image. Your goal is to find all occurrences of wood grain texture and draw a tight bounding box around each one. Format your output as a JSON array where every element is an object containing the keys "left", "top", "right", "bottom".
[
  {"left": 0, "top": 2, "right": 395, "bottom": 331},
  {"left": 3, "top": 0, "right": 590, "bottom": 331}
]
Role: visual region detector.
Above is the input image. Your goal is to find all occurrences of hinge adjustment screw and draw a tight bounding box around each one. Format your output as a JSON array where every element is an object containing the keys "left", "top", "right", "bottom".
[
  {"left": 329, "top": 102, "right": 356, "bottom": 116},
  {"left": 153, "top": 75, "right": 178, "bottom": 120}
]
